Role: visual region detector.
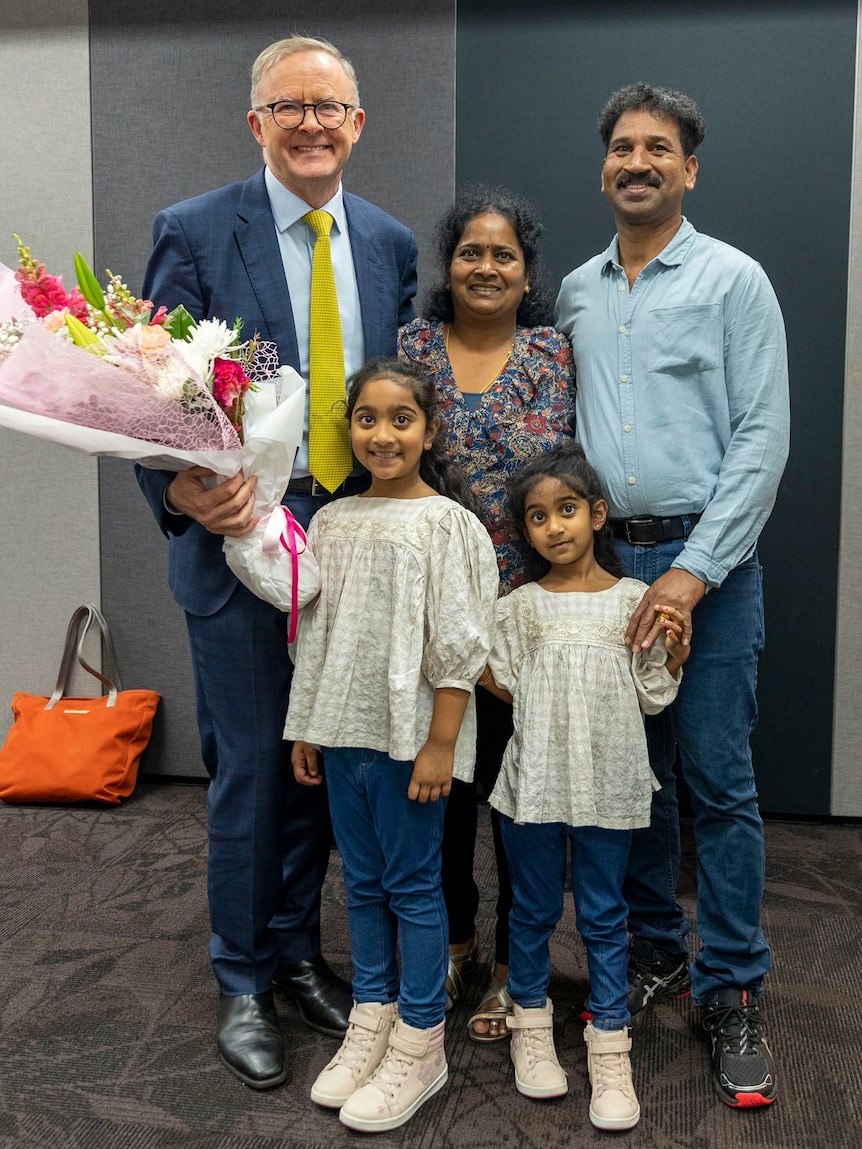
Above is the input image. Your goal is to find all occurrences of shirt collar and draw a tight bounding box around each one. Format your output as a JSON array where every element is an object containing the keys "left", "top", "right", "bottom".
[
  {"left": 601, "top": 216, "right": 696, "bottom": 275},
  {"left": 264, "top": 167, "right": 347, "bottom": 235}
]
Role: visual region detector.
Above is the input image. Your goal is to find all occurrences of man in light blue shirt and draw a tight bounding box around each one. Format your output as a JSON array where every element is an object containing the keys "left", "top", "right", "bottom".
[{"left": 556, "top": 83, "right": 789, "bottom": 1109}]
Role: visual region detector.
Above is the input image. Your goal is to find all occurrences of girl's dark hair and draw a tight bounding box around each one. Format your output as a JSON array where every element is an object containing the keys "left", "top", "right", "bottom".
[
  {"left": 507, "top": 443, "right": 624, "bottom": 580},
  {"left": 346, "top": 357, "right": 484, "bottom": 517},
  {"left": 423, "top": 184, "right": 554, "bottom": 327}
]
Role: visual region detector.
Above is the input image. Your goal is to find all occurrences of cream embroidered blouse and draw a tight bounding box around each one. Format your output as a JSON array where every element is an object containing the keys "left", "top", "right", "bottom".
[
  {"left": 284, "top": 495, "right": 500, "bottom": 780},
  {"left": 488, "top": 579, "right": 680, "bottom": 829}
]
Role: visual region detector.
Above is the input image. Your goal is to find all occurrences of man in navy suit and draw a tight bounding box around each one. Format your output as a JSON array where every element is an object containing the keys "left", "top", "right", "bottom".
[{"left": 136, "top": 35, "right": 417, "bottom": 1089}]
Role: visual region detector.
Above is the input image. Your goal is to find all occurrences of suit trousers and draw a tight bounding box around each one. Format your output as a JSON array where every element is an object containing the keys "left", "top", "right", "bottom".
[
  {"left": 185, "top": 489, "right": 345, "bottom": 995},
  {"left": 186, "top": 581, "right": 332, "bottom": 994}
]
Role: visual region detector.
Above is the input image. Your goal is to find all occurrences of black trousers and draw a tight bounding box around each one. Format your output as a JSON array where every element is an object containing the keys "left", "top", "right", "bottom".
[{"left": 441, "top": 688, "right": 513, "bottom": 965}]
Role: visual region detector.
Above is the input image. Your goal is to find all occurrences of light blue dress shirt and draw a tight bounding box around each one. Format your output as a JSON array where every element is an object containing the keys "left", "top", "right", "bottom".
[
  {"left": 265, "top": 167, "right": 364, "bottom": 476},
  {"left": 555, "top": 218, "right": 790, "bottom": 589}
]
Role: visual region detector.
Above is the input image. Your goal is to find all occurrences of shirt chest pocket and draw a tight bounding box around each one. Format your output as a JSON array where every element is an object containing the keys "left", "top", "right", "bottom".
[{"left": 647, "top": 303, "right": 721, "bottom": 375}]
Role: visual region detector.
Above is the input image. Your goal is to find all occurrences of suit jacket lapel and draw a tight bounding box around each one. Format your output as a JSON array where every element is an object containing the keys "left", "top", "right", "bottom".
[
  {"left": 235, "top": 170, "right": 300, "bottom": 367},
  {"left": 344, "top": 194, "right": 384, "bottom": 358}
]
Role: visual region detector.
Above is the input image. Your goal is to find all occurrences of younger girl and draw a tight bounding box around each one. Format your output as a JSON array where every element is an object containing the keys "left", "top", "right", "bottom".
[
  {"left": 286, "top": 358, "right": 499, "bottom": 1133},
  {"left": 481, "top": 443, "right": 690, "bottom": 1132}
]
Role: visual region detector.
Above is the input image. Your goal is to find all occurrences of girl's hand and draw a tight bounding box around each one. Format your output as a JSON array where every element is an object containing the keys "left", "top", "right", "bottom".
[
  {"left": 654, "top": 604, "right": 692, "bottom": 676},
  {"left": 292, "top": 740, "right": 323, "bottom": 786},
  {"left": 408, "top": 741, "right": 454, "bottom": 803}
]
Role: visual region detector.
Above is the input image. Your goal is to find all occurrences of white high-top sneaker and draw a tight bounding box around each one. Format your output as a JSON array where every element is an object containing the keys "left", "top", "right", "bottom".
[
  {"left": 338, "top": 1016, "right": 448, "bottom": 1132},
  {"left": 507, "top": 1000, "right": 568, "bottom": 1098},
  {"left": 310, "top": 1001, "right": 398, "bottom": 1108},
  {"left": 583, "top": 1022, "right": 640, "bottom": 1130}
]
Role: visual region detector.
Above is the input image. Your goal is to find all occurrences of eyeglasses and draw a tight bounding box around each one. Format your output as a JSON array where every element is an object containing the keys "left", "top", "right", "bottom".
[{"left": 256, "top": 100, "right": 354, "bottom": 130}]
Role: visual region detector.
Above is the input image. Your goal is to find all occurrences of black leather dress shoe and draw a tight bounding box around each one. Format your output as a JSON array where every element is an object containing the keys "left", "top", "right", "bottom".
[
  {"left": 273, "top": 954, "right": 352, "bottom": 1037},
  {"left": 217, "top": 990, "right": 287, "bottom": 1088}
]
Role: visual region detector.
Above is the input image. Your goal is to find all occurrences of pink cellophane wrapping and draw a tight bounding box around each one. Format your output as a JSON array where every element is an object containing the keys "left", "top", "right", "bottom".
[{"left": 0, "top": 323, "right": 239, "bottom": 452}]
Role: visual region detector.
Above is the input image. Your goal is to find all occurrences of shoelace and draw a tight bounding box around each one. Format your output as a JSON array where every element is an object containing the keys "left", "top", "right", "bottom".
[
  {"left": 370, "top": 1046, "right": 412, "bottom": 1096},
  {"left": 592, "top": 1048, "right": 634, "bottom": 1095},
  {"left": 706, "top": 1005, "right": 763, "bottom": 1055},
  {"left": 518, "top": 1025, "right": 558, "bottom": 1069},
  {"left": 336, "top": 1022, "right": 379, "bottom": 1070}
]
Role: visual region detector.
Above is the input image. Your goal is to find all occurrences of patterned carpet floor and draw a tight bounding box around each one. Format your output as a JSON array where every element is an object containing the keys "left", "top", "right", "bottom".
[{"left": 0, "top": 782, "right": 859, "bottom": 1148}]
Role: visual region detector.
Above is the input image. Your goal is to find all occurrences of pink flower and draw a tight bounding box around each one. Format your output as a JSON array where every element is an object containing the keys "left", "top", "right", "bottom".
[
  {"left": 41, "top": 311, "right": 67, "bottom": 333},
  {"left": 111, "top": 322, "right": 173, "bottom": 362},
  {"left": 212, "top": 357, "right": 250, "bottom": 408},
  {"left": 149, "top": 305, "right": 168, "bottom": 326},
  {"left": 65, "top": 288, "right": 90, "bottom": 323},
  {"left": 15, "top": 263, "right": 89, "bottom": 323},
  {"left": 18, "top": 272, "right": 70, "bottom": 318}
]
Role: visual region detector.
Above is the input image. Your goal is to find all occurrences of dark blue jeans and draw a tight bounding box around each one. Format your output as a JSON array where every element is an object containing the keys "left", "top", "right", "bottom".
[
  {"left": 325, "top": 747, "right": 449, "bottom": 1029},
  {"left": 618, "top": 538, "right": 772, "bottom": 1003},
  {"left": 502, "top": 818, "right": 632, "bottom": 1030}
]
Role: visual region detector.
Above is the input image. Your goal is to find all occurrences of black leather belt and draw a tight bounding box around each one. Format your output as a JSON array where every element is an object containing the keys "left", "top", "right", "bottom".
[
  {"left": 286, "top": 473, "right": 368, "bottom": 498},
  {"left": 609, "top": 513, "right": 702, "bottom": 545}
]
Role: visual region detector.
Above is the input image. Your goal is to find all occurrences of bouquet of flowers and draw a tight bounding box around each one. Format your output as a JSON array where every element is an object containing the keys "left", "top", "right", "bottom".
[{"left": 0, "top": 240, "right": 318, "bottom": 627}]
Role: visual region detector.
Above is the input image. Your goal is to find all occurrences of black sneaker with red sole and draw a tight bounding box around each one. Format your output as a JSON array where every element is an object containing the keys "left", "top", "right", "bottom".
[{"left": 702, "top": 988, "right": 777, "bottom": 1107}]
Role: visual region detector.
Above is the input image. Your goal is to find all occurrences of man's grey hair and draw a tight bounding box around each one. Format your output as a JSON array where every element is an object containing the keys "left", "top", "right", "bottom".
[{"left": 250, "top": 35, "right": 360, "bottom": 108}]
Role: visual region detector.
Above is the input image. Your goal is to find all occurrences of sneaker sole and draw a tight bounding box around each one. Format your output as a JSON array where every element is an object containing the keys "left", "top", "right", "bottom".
[
  {"left": 719, "top": 1090, "right": 777, "bottom": 1108},
  {"left": 713, "top": 1077, "right": 777, "bottom": 1109},
  {"left": 589, "top": 1102, "right": 641, "bottom": 1131},
  {"left": 338, "top": 1067, "right": 448, "bottom": 1131},
  {"left": 310, "top": 1083, "right": 352, "bottom": 1108},
  {"left": 514, "top": 1072, "right": 568, "bottom": 1099}
]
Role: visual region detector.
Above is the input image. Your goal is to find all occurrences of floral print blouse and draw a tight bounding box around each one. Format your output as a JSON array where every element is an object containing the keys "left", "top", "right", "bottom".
[{"left": 398, "top": 319, "right": 576, "bottom": 592}]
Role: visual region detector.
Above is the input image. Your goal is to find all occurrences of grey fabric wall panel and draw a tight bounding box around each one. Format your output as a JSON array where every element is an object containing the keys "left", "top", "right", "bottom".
[
  {"left": 89, "top": 1, "right": 456, "bottom": 776},
  {"left": 0, "top": 434, "right": 101, "bottom": 741},
  {"left": 0, "top": 1, "right": 101, "bottom": 744}
]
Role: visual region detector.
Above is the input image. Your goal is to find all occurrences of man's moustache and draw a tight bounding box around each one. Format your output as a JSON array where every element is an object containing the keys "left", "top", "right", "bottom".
[{"left": 616, "top": 174, "right": 662, "bottom": 189}]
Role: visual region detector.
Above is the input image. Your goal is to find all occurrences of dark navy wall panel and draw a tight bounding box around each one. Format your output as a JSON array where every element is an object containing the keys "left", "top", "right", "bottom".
[{"left": 457, "top": 0, "right": 857, "bottom": 814}]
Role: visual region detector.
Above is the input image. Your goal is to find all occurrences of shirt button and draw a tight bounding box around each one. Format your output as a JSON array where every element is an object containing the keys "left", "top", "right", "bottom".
[
  {"left": 623, "top": 424, "right": 632, "bottom": 432},
  {"left": 618, "top": 285, "right": 625, "bottom": 292},
  {"left": 628, "top": 476, "right": 637, "bottom": 485},
  {"left": 619, "top": 325, "right": 627, "bottom": 334},
  {"left": 620, "top": 374, "right": 629, "bottom": 383}
]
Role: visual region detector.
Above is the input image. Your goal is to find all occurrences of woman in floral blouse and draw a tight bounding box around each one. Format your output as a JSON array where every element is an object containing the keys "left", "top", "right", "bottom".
[{"left": 398, "top": 185, "right": 575, "bottom": 1041}]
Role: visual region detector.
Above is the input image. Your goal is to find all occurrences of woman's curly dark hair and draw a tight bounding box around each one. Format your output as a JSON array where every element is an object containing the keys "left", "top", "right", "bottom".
[
  {"left": 346, "top": 357, "right": 485, "bottom": 518},
  {"left": 423, "top": 184, "right": 555, "bottom": 327}
]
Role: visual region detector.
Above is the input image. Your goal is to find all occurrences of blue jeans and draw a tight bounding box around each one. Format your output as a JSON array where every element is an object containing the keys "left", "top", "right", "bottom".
[
  {"left": 324, "top": 747, "right": 449, "bottom": 1029},
  {"left": 501, "top": 817, "right": 632, "bottom": 1030},
  {"left": 618, "top": 537, "right": 772, "bottom": 1003}
]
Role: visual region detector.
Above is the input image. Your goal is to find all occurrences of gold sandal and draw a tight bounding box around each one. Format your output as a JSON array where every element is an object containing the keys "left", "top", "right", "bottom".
[
  {"left": 467, "top": 973, "right": 513, "bottom": 1042},
  {"left": 445, "top": 934, "right": 479, "bottom": 1011}
]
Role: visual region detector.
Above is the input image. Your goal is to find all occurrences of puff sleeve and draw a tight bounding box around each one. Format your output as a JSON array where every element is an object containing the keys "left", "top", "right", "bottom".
[{"left": 422, "top": 507, "right": 499, "bottom": 691}]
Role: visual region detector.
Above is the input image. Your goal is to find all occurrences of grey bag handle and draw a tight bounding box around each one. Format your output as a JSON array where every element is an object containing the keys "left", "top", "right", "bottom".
[{"left": 46, "top": 605, "right": 123, "bottom": 710}]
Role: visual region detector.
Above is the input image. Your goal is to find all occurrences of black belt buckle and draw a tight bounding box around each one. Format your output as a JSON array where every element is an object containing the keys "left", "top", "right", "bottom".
[{"left": 624, "top": 517, "right": 661, "bottom": 545}]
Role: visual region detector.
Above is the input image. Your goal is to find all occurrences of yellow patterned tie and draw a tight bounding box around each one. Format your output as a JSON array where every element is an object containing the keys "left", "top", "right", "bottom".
[{"left": 304, "top": 209, "right": 353, "bottom": 492}]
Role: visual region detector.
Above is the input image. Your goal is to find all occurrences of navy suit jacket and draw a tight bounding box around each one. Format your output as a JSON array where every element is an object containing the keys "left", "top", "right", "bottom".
[{"left": 136, "top": 169, "right": 418, "bottom": 615}]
